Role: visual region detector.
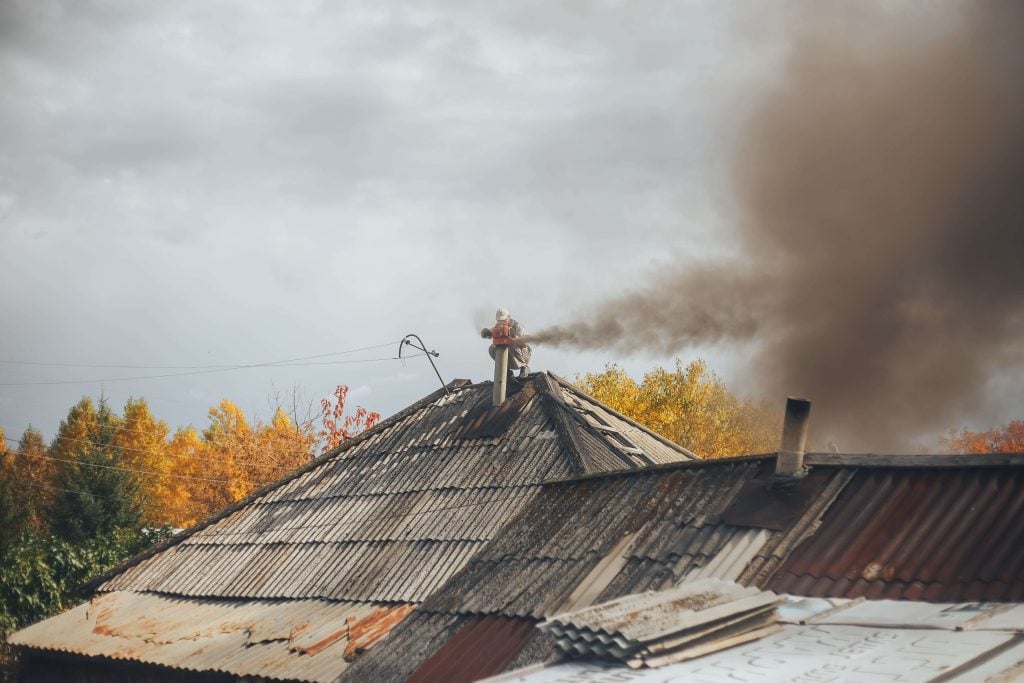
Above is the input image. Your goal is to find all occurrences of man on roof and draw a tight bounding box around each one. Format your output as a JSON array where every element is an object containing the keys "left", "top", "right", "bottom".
[{"left": 481, "top": 307, "right": 532, "bottom": 379}]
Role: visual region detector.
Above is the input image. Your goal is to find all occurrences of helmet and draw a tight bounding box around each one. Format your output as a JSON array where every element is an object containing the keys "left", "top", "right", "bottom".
[{"left": 495, "top": 308, "right": 510, "bottom": 321}]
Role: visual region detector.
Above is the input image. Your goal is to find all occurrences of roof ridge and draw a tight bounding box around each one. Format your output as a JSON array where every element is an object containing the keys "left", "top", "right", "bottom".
[
  {"left": 534, "top": 373, "right": 590, "bottom": 477},
  {"left": 537, "top": 373, "right": 639, "bottom": 474},
  {"left": 80, "top": 379, "right": 472, "bottom": 595},
  {"left": 548, "top": 372, "right": 699, "bottom": 460}
]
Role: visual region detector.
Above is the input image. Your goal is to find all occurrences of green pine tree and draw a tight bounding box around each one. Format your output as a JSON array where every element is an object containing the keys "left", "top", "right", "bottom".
[{"left": 48, "top": 400, "right": 143, "bottom": 543}]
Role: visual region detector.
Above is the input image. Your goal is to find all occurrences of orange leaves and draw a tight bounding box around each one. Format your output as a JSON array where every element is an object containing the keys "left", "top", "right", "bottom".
[
  {"left": 575, "top": 360, "right": 778, "bottom": 458},
  {"left": 1, "top": 385, "right": 380, "bottom": 531},
  {"left": 941, "top": 420, "right": 1024, "bottom": 454},
  {"left": 319, "top": 385, "right": 381, "bottom": 454}
]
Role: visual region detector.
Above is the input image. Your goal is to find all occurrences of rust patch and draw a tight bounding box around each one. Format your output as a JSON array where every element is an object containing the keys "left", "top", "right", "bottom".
[
  {"left": 344, "top": 604, "right": 416, "bottom": 661},
  {"left": 296, "top": 626, "right": 350, "bottom": 657}
]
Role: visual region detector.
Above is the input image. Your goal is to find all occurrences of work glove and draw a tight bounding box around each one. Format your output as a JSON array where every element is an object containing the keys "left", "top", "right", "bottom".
[{"left": 480, "top": 328, "right": 493, "bottom": 339}]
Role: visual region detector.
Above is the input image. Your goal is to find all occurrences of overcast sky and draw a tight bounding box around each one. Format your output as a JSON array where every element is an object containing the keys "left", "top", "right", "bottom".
[{"left": 1, "top": 1, "right": 795, "bottom": 439}]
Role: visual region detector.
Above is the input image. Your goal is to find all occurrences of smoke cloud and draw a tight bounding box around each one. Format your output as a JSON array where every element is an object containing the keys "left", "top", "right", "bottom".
[{"left": 535, "top": 3, "right": 1024, "bottom": 449}]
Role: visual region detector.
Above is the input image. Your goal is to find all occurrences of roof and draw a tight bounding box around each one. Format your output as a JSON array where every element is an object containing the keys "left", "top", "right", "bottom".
[
  {"left": 487, "top": 596, "right": 1024, "bottom": 683},
  {"left": 342, "top": 453, "right": 1024, "bottom": 680},
  {"left": 766, "top": 465, "right": 1024, "bottom": 601},
  {"left": 10, "top": 373, "right": 696, "bottom": 681},
  {"left": 8, "top": 592, "right": 414, "bottom": 683}
]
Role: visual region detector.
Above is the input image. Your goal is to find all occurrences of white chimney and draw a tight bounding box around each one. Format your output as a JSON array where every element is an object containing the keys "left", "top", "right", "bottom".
[{"left": 492, "top": 345, "right": 509, "bottom": 406}]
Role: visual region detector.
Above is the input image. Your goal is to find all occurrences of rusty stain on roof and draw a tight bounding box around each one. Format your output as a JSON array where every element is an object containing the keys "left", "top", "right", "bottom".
[
  {"left": 8, "top": 591, "right": 414, "bottom": 683},
  {"left": 344, "top": 603, "right": 417, "bottom": 661}
]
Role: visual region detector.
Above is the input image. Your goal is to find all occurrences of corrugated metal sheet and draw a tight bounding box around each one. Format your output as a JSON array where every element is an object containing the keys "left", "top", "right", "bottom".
[
  {"left": 407, "top": 616, "right": 539, "bottom": 683},
  {"left": 767, "top": 466, "right": 1024, "bottom": 601},
  {"left": 7, "top": 592, "right": 412, "bottom": 683}
]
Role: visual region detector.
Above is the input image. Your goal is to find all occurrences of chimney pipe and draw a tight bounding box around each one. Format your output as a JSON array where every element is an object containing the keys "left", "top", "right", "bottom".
[
  {"left": 775, "top": 397, "right": 811, "bottom": 478},
  {"left": 492, "top": 346, "right": 509, "bottom": 406}
]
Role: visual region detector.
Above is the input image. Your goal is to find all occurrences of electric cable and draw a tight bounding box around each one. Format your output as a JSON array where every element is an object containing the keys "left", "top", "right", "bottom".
[
  {"left": 6, "top": 447, "right": 231, "bottom": 484},
  {"left": 0, "top": 340, "right": 402, "bottom": 370},
  {"left": 0, "top": 353, "right": 425, "bottom": 387},
  {"left": 9, "top": 478, "right": 178, "bottom": 512},
  {"left": 8, "top": 434, "right": 301, "bottom": 473}
]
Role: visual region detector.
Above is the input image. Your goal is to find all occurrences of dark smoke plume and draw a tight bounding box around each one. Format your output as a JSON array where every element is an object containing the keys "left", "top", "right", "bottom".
[{"left": 536, "top": 3, "right": 1024, "bottom": 449}]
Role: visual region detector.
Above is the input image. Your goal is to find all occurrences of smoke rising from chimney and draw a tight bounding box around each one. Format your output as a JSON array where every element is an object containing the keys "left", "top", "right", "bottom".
[{"left": 534, "top": 3, "right": 1024, "bottom": 449}]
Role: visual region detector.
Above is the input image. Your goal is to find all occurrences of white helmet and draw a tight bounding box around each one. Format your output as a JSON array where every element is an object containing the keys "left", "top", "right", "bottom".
[{"left": 495, "top": 307, "right": 510, "bottom": 321}]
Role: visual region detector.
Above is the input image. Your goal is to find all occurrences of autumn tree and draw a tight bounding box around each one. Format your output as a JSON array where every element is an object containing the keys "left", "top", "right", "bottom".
[
  {"left": 7, "top": 426, "right": 54, "bottom": 531},
  {"left": 48, "top": 400, "right": 142, "bottom": 543},
  {"left": 200, "top": 400, "right": 256, "bottom": 511},
  {"left": 941, "top": 420, "right": 1024, "bottom": 454},
  {"left": 319, "top": 385, "right": 381, "bottom": 454},
  {"left": 50, "top": 396, "right": 100, "bottom": 461},
  {"left": 0, "top": 427, "right": 31, "bottom": 551},
  {"left": 575, "top": 360, "right": 777, "bottom": 458},
  {"left": 159, "top": 426, "right": 214, "bottom": 528},
  {"left": 114, "top": 398, "right": 170, "bottom": 526}
]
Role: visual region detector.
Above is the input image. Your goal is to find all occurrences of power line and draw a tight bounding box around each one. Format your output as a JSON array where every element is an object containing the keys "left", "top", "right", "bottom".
[
  {"left": 0, "top": 353, "right": 425, "bottom": 388},
  {"left": 6, "top": 447, "right": 231, "bottom": 484},
  {"left": 0, "top": 340, "right": 402, "bottom": 370},
  {"left": 12, "top": 434, "right": 301, "bottom": 473},
  {"left": 8, "top": 478, "right": 177, "bottom": 512}
]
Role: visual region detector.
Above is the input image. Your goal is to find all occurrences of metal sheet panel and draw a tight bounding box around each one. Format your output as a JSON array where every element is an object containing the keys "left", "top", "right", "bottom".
[
  {"left": 408, "top": 615, "right": 539, "bottom": 683},
  {"left": 767, "top": 467, "right": 1024, "bottom": 601},
  {"left": 9, "top": 591, "right": 413, "bottom": 683}
]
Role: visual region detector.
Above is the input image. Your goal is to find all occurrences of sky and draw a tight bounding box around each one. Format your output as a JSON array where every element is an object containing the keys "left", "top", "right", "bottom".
[
  {"left": 0, "top": 1, "right": 785, "bottom": 440},
  {"left": 3, "top": 2, "right": 1019, "bottom": 450}
]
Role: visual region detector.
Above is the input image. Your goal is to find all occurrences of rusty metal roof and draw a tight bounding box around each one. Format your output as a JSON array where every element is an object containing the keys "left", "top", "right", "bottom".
[
  {"left": 7, "top": 591, "right": 412, "bottom": 683},
  {"left": 767, "top": 466, "right": 1024, "bottom": 601},
  {"left": 407, "top": 615, "right": 539, "bottom": 683}
]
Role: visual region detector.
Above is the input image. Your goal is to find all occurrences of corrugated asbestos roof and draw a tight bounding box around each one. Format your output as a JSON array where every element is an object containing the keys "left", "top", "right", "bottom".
[
  {"left": 7, "top": 591, "right": 412, "bottom": 683},
  {"left": 541, "top": 579, "right": 782, "bottom": 667},
  {"left": 347, "top": 455, "right": 1024, "bottom": 681},
  {"left": 12, "top": 373, "right": 695, "bottom": 681},
  {"left": 97, "top": 374, "right": 693, "bottom": 603}
]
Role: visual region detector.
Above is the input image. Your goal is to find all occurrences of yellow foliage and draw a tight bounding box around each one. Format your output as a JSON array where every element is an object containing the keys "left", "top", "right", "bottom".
[
  {"left": 576, "top": 360, "right": 778, "bottom": 458},
  {"left": 114, "top": 398, "right": 170, "bottom": 526}
]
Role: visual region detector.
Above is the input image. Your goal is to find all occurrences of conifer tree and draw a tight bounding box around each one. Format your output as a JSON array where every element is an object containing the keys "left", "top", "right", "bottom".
[{"left": 48, "top": 400, "right": 143, "bottom": 543}]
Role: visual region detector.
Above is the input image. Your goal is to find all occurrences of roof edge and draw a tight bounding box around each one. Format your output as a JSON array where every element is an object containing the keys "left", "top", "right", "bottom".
[
  {"left": 534, "top": 449, "right": 1024, "bottom": 489},
  {"left": 80, "top": 379, "right": 472, "bottom": 595},
  {"left": 805, "top": 451, "right": 1024, "bottom": 467}
]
